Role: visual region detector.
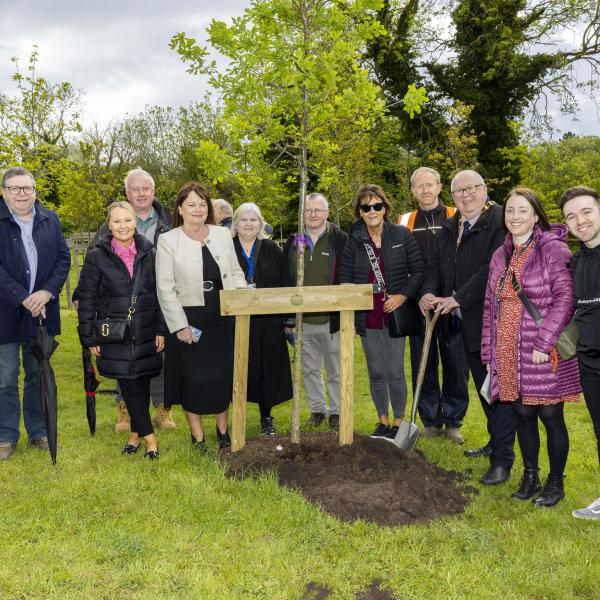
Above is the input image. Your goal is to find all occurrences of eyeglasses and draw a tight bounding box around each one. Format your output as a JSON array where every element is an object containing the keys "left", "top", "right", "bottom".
[
  {"left": 451, "top": 184, "right": 484, "bottom": 197},
  {"left": 3, "top": 185, "right": 36, "bottom": 196},
  {"left": 360, "top": 202, "right": 385, "bottom": 213},
  {"left": 128, "top": 186, "right": 153, "bottom": 194},
  {"left": 304, "top": 208, "right": 327, "bottom": 214}
]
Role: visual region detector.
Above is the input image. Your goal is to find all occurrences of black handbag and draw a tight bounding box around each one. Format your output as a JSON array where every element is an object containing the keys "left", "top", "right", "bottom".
[
  {"left": 387, "top": 297, "right": 424, "bottom": 337},
  {"left": 364, "top": 242, "right": 424, "bottom": 338},
  {"left": 92, "top": 267, "right": 142, "bottom": 344}
]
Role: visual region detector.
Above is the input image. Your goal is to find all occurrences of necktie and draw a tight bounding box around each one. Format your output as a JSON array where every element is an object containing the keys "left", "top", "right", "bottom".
[{"left": 461, "top": 220, "right": 471, "bottom": 241}]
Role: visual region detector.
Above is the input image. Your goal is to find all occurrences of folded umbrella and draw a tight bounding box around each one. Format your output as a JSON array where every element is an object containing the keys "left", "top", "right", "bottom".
[
  {"left": 30, "top": 318, "right": 59, "bottom": 464},
  {"left": 82, "top": 347, "right": 100, "bottom": 435}
]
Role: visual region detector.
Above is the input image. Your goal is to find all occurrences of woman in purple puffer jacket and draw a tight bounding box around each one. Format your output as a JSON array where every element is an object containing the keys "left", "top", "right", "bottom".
[{"left": 481, "top": 187, "right": 580, "bottom": 508}]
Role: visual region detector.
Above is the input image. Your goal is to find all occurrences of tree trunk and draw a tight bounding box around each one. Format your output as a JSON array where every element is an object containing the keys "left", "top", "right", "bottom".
[{"left": 290, "top": 139, "right": 308, "bottom": 444}]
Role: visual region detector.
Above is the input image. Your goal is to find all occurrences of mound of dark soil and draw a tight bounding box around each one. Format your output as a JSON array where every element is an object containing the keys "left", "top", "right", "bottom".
[{"left": 222, "top": 433, "right": 476, "bottom": 526}]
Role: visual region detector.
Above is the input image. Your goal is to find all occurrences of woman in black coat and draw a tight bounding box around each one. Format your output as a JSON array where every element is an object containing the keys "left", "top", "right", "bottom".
[
  {"left": 232, "top": 202, "right": 293, "bottom": 435},
  {"left": 77, "top": 201, "right": 165, "bottom": 459},
  {"left": 339, "top": 185, "right": 424, "bottom": 439}
]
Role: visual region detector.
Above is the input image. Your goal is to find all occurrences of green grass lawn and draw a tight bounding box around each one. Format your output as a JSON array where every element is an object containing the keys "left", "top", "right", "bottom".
[{"left": 1, "top": 300, "right": 600, "bottom": 599}]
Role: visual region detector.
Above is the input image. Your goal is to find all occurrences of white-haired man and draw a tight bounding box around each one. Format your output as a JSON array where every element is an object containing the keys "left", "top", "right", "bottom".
[
  {"left": 420, "top": 169, "right": 515, "bottom": 485},
  {"left": 213, "top": 198, "right": 233, "bottom": 229}
]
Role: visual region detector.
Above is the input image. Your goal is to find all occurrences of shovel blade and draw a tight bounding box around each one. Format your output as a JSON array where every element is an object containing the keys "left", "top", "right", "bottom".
[{"left": 388, "top": 421, "right": 420, "bottom": 451}]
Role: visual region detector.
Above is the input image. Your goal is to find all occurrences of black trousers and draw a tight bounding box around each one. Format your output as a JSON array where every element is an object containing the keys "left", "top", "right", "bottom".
[
  {"left": 117, "top": 377, "right": 153, "bottom": 438},
  {"left": 579, "top": 362, "right": 600, "bottom": 466},
  {"left": 466, "top": 350, "right": 517, "bottom": 470}
]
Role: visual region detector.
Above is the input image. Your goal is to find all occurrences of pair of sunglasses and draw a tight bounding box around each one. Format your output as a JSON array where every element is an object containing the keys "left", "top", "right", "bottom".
[{"left": 360, "top": 202, "right": 384, "bottom": 213}]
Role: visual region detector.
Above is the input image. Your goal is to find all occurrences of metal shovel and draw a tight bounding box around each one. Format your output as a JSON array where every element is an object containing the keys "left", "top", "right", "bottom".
[{"left": 389, "top": 310, "right": 440, "bottom": 451}]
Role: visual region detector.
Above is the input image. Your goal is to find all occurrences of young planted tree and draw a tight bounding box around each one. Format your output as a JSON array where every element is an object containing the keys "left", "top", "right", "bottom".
[{"left": 171, "top": 0, "right": 387, "bottom": 442}]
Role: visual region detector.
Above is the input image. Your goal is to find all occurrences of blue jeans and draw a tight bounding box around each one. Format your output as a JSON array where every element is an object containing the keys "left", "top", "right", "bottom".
[
  {"left": 409, "top": 329, "right": 469, "bottom": 428},
  {"left": 0, "top": 342, "right": 46, "bottom": 444}
]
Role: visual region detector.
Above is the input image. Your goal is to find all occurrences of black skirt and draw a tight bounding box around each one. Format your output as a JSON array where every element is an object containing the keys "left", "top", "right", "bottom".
[{"left": 164, "top": 248, "right": 234, "bottom": 414}]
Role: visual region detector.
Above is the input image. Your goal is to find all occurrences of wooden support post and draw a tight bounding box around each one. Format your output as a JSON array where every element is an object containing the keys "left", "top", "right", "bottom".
[
  {"left": 231, "top": 314, "right": 250, "bottom": 451},
  {"left": 220, "top": 285, "right": 372, "bottom": 452},
  {"left": 339, "top": 310, "right": 355, "bottom": 446},
  {"left": 73, "top": 248, "right": 81, "bottom": 283}
]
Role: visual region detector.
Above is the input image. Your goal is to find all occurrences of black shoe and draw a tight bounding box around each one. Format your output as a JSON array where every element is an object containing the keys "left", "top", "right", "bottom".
[
  {"left": 122, "top": 443, "right": 139, "bottom": 455},
  {"left": 511, "top": 468, "right": 542, "bottom": 501},
  {"left": 533, "top": 475, "right": 565, "bottom": 508},
  {"left": 260, "top": 417, "right": 276, "bottom": 436},
  {"left": 384, "top": 425, "right": 400, "bottom": 440},
  {"left": 464, "top": 444, "right": 493, "bottom": 458},
  {"left": 216, "top": 426, "right": 231, "bottom": 449},
  {"left": 328, "top": 414, "right": 339, "bottom": 430},
  {"left": 191, "top": 434, "right": 208, "bottom": 452},
  {"left": 480, "top": 464, "right": 511, "bottom": 485},
  {"left": 309, "top": 412, "right": 326, "bottom": 427},
  {"left": 144, "top": 450, "right": 159, "bottom": 460},
  {"left": 370, "top": 423, "right": 390, "bottom": 438}
]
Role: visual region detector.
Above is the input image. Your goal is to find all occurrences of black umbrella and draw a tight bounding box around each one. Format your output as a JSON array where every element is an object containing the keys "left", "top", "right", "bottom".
[
  {"left": 82, "top": 347, "right": 100, "bottom": 435},
  {"left": 30, "top": 318, "right": 59, "bottom": 464}
]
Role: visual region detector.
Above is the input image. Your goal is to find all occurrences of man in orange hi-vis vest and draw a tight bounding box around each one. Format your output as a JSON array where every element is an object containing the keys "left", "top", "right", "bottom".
[{"left": 398, "top": 167, "right": 469, "bottom": 444}]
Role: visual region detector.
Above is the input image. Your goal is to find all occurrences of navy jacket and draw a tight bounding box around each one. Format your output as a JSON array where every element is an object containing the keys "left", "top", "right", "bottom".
[
  {"left": 421, "top": 203, "right": 505, "bottom": 352},
  {"left": 0, "top": 198, "right": 70, "bottom": 343}
]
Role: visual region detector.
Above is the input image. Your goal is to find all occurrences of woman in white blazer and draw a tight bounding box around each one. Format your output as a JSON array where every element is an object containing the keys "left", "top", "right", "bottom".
[{"left": 156, "top": 182, "right": 246, "bottom": 450}]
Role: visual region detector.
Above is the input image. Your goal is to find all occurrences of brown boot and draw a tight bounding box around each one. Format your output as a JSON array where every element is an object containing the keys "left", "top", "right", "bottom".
[
  {"left": 153, "top": 403, "right": 176, "bottom": 430},
  {"left": 114, "top": 400, "right": 131, "bottom": 433}
]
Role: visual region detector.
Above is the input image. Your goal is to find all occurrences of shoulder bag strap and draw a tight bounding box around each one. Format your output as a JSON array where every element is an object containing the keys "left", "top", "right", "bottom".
[
  {"left": 510, "top": 270, "right": 543, "bottom": 325},
  {"left": 363, "top": 242, "right": 386, "bottom": 296},
  {"left": 126, "top": 258, "right": 144, "bottom": 324}
]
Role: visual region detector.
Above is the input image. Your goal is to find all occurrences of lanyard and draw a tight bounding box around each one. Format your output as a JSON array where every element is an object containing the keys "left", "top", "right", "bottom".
[{"left": 241, "top": 241, "right": 256, "bottom": 282}]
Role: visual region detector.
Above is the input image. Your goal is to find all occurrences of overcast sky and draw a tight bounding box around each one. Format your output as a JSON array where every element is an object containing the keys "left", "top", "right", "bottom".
[{"left": 1, "top": 1, "right": 598, "bottom": 138}]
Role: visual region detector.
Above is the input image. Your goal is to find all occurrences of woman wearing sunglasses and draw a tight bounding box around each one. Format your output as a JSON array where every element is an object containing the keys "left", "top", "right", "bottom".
[{"left": 340, "top": 184, "right": 424, "bottom": 439}]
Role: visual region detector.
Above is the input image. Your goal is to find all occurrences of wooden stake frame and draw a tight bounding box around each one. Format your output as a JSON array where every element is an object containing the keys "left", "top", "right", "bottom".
[{"left": 220, "top": 284, "right": 373, "bottom": 451}]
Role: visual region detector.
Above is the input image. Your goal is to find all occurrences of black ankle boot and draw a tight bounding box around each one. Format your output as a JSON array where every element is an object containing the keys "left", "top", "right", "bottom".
[
  {"left": 260, "top": 416, "right": 275, "bottom": 436},
  {"left": 511, "top": 468, "right": 542, "bottom": 501},
  {"left": 533, "top": 474, "right": 565, "bottom": 507},
  {"left": 216, "top": 426, "right": 231, "bottom": 449}
]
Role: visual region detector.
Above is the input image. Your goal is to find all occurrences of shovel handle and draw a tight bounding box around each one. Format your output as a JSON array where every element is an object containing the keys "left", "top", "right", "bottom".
[{"left": 409, "top": 311, "right": 440, "bottom": 425}]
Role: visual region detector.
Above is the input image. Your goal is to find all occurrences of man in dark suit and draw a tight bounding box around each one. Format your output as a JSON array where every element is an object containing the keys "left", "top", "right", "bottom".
[{"left": 420, "top": 169, "right": 515, "bottom": 485}]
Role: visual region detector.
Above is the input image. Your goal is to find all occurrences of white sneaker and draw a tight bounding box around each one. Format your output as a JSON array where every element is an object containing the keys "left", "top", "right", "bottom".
[{"left": 572, "top": 496, "right": 600, "bottom": 520}]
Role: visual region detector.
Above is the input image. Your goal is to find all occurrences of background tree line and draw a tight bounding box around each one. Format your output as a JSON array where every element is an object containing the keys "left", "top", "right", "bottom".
[{"left": 1, "top": 0, "right": 599, "bottom": 236}]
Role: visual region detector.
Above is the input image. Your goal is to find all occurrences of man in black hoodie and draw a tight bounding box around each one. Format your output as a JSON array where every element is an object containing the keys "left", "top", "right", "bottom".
[{"left": 560, "top": 185, "right": 600, "bottom": 520}]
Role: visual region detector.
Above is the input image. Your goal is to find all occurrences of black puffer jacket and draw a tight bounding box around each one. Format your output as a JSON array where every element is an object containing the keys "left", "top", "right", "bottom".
[
  {"left": 339, "top": 219, "right": 425, "bottom": 336},
  {"left": 77, "top": 234, "right": 165, "bottom": 380}
]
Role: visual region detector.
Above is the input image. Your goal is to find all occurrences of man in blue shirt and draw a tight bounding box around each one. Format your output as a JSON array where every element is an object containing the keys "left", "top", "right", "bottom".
[{"left": 0, "top": 167, "right": 70, "bottom": 460}]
